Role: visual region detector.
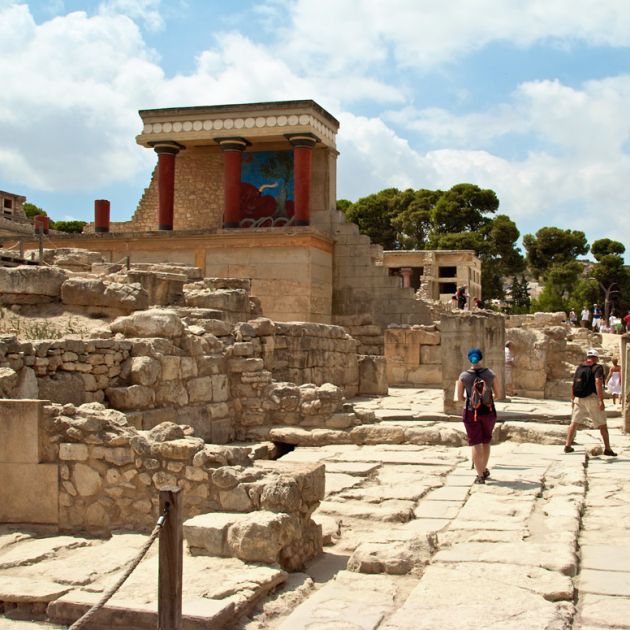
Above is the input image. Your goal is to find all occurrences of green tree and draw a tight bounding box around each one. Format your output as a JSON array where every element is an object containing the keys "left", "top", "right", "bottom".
[
  {"left": 428, "top": 183, "right": 498, "bottom": 241},
  {"left": 508, "top": 274, "right": 531, "bottom": 314},
  {"left": 22, "top": 203, "right": 47, "bottom": 218},
  {"left": 532, "top": 260, "right": 583, "bottom": 312},
  {"left": 393, "top": 188, "right": 442, "bottom": 249},
  {"left": 587, "top": 239, "right": 630, "bottom": 319},
  {"left": 53, "top": 220, "right": 87, "bottom": 234},
  {"left": 523, "top": 227, "right": 589, "bottom": 280},
  {"left": 344, "top": 188, "right": 405, "bottom": 249},
  {"left": 336, "top": 199, "right": 353, "bottom": 214}
]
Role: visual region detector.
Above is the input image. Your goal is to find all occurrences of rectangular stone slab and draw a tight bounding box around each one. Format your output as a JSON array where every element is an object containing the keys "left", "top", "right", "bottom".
[{"left": 0, "top": 463, "right": 58, "bottom": 524}]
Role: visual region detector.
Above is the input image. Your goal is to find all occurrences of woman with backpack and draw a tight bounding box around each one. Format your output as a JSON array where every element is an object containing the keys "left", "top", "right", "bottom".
[{"left": 457, "top": 347, "right": 500, "bottom": 485}]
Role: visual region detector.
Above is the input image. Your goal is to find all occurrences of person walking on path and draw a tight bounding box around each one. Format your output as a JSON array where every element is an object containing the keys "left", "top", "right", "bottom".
[
  {"left": 569, "top": 309, "right": 578, "bottom": 326},
  {"left": 592, "top": 303, "right": 602, "bottom": 331},
  {"left": 457, "top": 347, "right": 500, "bottom": 484},
  {"left": 606, "top": 357, "right": 622, "bottom": 406},
  {"left": 504, "top": 341, "right": 515, "bottom": 397},
  {"left": 564, "top": 348, "right": 617, "bottom": 456},
  {"left": 580, "top": 305, "right": 591, "bottom": 328}
]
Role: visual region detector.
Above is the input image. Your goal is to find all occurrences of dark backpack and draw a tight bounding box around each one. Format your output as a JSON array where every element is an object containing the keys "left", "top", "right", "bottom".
[
  {"left": 467, "top": 368, "right": 494, "bottom": 420},
  {"left": 573, "top": 364, "right": 596, "bottom": 398}
]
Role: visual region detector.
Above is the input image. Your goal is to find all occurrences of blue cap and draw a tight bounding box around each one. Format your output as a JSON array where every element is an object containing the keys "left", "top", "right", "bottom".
[{"left": 467, "top": 347, "right": 483, "bottom": 364}]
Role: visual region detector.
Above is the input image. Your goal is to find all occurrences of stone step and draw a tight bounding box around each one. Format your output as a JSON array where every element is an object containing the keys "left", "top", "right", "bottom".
[
  {"left": 47, "top": 590, "right": 234, "bottom": 629},
  {"left": 183, "top": 510, "right": 301, "bottom": 566}
]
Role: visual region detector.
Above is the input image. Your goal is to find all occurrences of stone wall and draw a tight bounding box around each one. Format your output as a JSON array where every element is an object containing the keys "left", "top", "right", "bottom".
[
  {"left": 384, "top": 325, "right": 442, "bottom": 386},
  {"left": 127, "top": 148, "right": 224, "bottom": 232},
  {"left": 440, "top": 311, "right": 506, "bottom": 414},
  {"left": 331, "top": 211, "right": 436, "bottom": 329},
  {"left": 0, "top": 399, "right": 325, "bottom": 571},
  {"left": 272, "top": 322, "right": 359, "bottom": 396}
]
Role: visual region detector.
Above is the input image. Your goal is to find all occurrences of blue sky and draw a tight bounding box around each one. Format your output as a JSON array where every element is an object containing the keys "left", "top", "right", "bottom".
[{"left": 2, "top": 0, "right": 630, "bottom": 260}]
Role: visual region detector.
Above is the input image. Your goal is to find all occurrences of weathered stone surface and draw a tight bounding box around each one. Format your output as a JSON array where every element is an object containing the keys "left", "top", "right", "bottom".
[
  {"left": 358, "top": 355, "right": 388, "bottom": 395},
  {"left": 0, "top": 265, "right": 67, "bottom": 303},
  {"left": 39, "top": 372, "right": 87, "bottom": 406},
  {"left": 61, "top": 278, "right": 148, "bottom": 312},
  {"left": 73, "top": 463, "right": 102, "bottom": 496},
  {"left": 184, "top": 512, "right": 235, "bottom": 556},
  {"left": 106, "top": 385, "right": 155, "bottom": 410},
  {"left": 227, "top": 511, "right": 296, "bottom": 563},
  {"left": 128, "top": 356, "right": 161, "bottom": 386},
  {"left": 109, "top": 308, "right": 185, "bottom": 338},
  {"left": 148, "top": 421, "right": 185, "bottom": 442}
]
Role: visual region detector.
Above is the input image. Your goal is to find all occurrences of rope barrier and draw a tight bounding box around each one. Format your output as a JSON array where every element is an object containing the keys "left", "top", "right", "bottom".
[{"left": 68, "top": 506, "right": 169, "bottom": 630}]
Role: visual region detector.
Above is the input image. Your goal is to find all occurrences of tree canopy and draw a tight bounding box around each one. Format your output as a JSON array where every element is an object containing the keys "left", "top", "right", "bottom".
[{"left": 340, "top": 183, "right": 524, "bottom": 300}]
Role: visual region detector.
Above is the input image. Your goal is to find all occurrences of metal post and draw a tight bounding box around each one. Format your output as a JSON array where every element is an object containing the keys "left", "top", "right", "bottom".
[{"left": 158, "top": 486, "right": 183, "bottom": 629}]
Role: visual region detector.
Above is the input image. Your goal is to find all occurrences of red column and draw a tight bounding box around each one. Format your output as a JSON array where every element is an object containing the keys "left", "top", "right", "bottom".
[
  {"left": 33, "top": 215, "right": 49, "bottom": 234},
  {"left": 94, "top": 199, "right": 110, "bottom": 233},
  {"left": 401, "top": 267, "right": 412, "bottom": 288},
  {"left": 152, "top": 142, "right": 183, "bottom": 231},
  {"left": 216, "top": 137, "right": 250, "bottom": 228},
  {"left": 286, "top": 133, "right": 318, "bottom": 226}
]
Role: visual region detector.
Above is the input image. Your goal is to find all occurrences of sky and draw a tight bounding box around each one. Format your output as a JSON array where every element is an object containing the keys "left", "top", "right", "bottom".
[{"left": 1, "top": 0, "right": 630, "bottom": 260}]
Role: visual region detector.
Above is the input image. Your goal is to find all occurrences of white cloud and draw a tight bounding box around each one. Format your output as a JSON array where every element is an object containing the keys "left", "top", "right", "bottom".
[
  {"left": 98, "top": 0, "right": 164, "bottom": 32},
  {"left": 281, "top": 0, "right": 630, "bottom": 71}
]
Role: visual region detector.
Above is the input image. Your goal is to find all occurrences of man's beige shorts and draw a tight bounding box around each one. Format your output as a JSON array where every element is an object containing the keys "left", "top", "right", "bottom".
[{"left": 571, "top": 394, "right": 607, "bottom": 428}]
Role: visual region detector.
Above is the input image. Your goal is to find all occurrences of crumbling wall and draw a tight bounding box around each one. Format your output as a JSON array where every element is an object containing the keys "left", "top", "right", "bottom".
[{"left": 384, "top": 324, "right": 442, "bottom": 386}]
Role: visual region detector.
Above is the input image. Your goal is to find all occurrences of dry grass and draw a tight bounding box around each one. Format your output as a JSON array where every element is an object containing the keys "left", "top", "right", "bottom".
[{"left": 0, "top": 305, "right": 107, "bottom": 341}]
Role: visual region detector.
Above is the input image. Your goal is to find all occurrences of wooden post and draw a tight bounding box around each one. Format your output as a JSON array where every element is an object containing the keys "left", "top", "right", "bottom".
[{"left": 158, "top": 486, "right": 183, "bottom": 629}]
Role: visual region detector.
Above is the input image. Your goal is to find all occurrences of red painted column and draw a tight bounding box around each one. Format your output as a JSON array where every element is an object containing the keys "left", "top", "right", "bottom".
[
  {"left": 216, "top": 137, "right": 250, "bottom": 228},
  {"left": 401, "top": 267, "right": 413, "bottom": 288},
  {"left": 33, "top": 215, "right": 49, "bottom": 234},
  {"left": 152, "top": 142, "right": 183, "bottom": 231},
  {"left": 94, "top": 199, "right": 110, "bottom": 233},
  {"left": 286, "top": 133, "right": 318, "bottom": 226}
]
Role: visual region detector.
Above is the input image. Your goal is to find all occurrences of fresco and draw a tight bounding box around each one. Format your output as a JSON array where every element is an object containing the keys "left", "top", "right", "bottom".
[{"left": 240, "top": 150, "right": 295, "bottom": 224}]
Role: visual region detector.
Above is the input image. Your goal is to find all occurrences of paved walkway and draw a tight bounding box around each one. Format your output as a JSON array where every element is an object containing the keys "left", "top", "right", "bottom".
[{"left": 0, "top": 391, "right": 628, "bottom": 629}]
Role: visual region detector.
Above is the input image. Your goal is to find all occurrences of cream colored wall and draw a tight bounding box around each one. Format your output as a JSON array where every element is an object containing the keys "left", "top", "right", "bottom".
[{"left": 204, "top": 243, "right": 333, "bottom": 323}]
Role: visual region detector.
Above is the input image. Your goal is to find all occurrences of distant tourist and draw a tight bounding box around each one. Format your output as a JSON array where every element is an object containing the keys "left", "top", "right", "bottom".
[
  {"left": 456, "top": 286, "right": 468, "bottom": 310},
  {"left": 504, "top": 341, "right": 515, "bottom": 397},
  {"left": 569, "top": 309, "right": 577, "bottom": 326},
  {"left": 457, "top": 347, "right": 499, "bottom": 484},
  {"left": 580, "top": 305, "right": 591, "bottom": 329},
  {"left": 624, "top": 310, "right": 630, "bottom": 332},
  {"left": 564, "top": 348, "right": 616, "bottom": 456},
  {"left": 605, "top": 357, "right": 622, "bottom": 406},
  {"left": 592, "top": 304, "right": 602, "bottom": 331},
  {"left": 474, "top": 297, "right": 485, "bottom": 309}
]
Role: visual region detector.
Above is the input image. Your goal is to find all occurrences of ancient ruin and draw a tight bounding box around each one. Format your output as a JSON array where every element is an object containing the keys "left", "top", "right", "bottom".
[{"left": 0, "top": 99, "right": 629, "bottom": 629}]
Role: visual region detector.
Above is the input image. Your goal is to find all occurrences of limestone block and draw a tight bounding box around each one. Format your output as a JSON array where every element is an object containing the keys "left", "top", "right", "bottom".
[
  {"left": 14, "top": 366, "right": 39, "bottom": 399},
  {"left": 0, "top": 399, "right": 46, "bottom": 463},
  {"left": 73, "top": 463, "right": 102, "bottom": 496},
  {"left": 156, "top": 381, "right": 189, "bottom": 407},
  {"left": 227, "top": 511, "right": 296, "bottom": 563},
  {"left": 129, "top": 356, "right": 161, "bottom": 386},
  {"left": 159, "top": 355, "right": 181, "bottom": 381},
  {"left": 109, "top": 308, "right": 185, "bottom": 338},
  {"left": 184, "top": 512, "right": 235, "bottom": 555},
  {"left": 420, "top": 345, "right": 442, "bottom": 365},
  {"left": 151, "top": 437, "right": 205, "bottom": 460},
  {"left": 358, "top": 355, "right": 388, "bottom": 395},
  {"left": 187, "top": 376, "right": 213, "bottom": 403},
  {"left": 0, "top": 462, "right": 58, "bottom": 523},
  {"left": 0, "top": 265, "right": 67, "bottom": 304},
  {"left": 219, "top": 486, "right": 253, "bottom": 512},
  {"left": 350, "top": 424, "right": 405, "bottom": 445},
  {"left": 148, "top": 422, "right": 185, "bottom": 442},
  {"left": 0, "top": 366, "right": 18, "bottom": 397},
  {"left": 39, "top": 373, "right": 87, "bottom": 406},
  {"left": 59, "top": 443, "right": 89, "bottom": 461},
  {"left": 61, "top": 278, "right": 148, "bottom": 312},
  {"left": 405, "top": 364, "right": 443, "bottom": 386},
  {"left": 229, "top": 357, "right": 264, "bottom": 373},
  {"left": 106, "top": 384, "right": 155, "bottom": 410},
  {"left": 211, "top": 375, "right": 229, "bottom": 402}
]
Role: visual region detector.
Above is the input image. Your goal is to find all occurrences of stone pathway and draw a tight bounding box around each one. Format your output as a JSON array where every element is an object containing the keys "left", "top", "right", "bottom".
[{"left": 0, "top": 392, "right": 628, "bottom": 629}]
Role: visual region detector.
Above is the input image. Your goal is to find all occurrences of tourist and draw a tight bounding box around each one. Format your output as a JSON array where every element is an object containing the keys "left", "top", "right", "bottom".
[
  {"left": 564, "top": 348, "right": 617, "bottom": 456},
  {"left": 624, "top": 310, "right": 630, "bottom": 332},
  {"left": 504, "top": 341, "right": 515, "bottom": 397},
  {"left": 457, "top": 347, "right": 499, "bottom": 484},
  {"left": 592, "top": 304, "right": 602, "bottom": 331},
  {"left": 569, "top": 309, "right": 577, "bottom": 326},
  {"left": 456, "top": 286, "right": 468, "bottom": 310},
  {"left": 580, "top": 305, "right": 591, "bottom": 329},
  {"left": 606, "top": 357, "right": 622, "bottom": 406}
]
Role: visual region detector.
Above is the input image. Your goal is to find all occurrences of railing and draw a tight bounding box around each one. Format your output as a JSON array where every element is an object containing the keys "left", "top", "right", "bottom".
[{"left": 69, "top": 487, "right": 183, "bottom": 630}]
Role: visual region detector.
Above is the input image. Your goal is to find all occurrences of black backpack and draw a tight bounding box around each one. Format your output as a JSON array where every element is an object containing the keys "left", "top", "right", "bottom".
[
  {"left": 467, "top": 368, "right": 494, "bottom": 420},
  {"left": 573, "top": 364, "right": 596, "bottom": 398}
]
